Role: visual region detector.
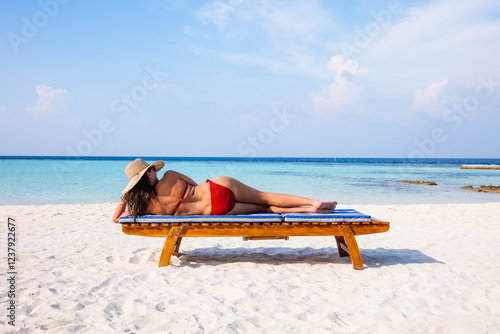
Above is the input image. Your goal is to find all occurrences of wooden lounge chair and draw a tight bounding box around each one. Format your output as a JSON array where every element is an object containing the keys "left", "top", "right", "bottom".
[{"left": 119, "top": 209, "right": 389, "bottom": 270}]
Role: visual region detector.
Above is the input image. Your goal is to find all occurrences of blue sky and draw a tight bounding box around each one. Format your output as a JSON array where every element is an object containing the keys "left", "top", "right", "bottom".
[{"left": 1, "top": 0, "right": 499, "bottom": 158}]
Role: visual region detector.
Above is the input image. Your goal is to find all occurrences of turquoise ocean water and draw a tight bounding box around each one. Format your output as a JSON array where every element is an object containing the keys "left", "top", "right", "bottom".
[{"left": 1, "top": 157, "right": 500, "bottom": 206}]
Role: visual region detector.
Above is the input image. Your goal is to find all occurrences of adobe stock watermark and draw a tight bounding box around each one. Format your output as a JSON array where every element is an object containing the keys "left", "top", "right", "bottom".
[
  {"left": 7, "top": 0, "right": 72, "bottom": 54},
  {"left": 237, "top": 107, "right": 295, "bottom": 157},
  {"left": 397, "top": 74, "right": 498, "bottom": 174},
  {"left": 340, "top": 0, "right": 404, "bottom": 58},
  {"left": 224, "top": 107, "right": 295, "bottom": 175},
  {"left": 407, "top": 75, "right": 498, "bottom": 160},
  {"left": 52, "top": 65, "right": 168, "bottom": 178}
]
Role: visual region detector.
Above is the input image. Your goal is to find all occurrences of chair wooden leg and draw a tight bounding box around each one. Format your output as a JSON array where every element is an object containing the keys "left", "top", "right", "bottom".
[
  {"left": 339, "top": 225, "right": 364, "bottom": 270},
  {"left": 159, "top": 227, "right": 184, "bottom": 267},
  {"left": 335, "top": 236, "right": 350, "bottom": 257},
  {"left": 172, "top": 237, "right": 183, "bottom": 256}
]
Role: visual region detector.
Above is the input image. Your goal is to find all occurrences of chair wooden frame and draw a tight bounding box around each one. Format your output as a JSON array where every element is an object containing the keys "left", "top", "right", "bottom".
[{"left": 121, "top": 217, "right": 389, "bottom": 270}]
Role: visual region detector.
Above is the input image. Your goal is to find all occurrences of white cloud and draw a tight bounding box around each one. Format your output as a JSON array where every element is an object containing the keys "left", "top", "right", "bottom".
[
  {"left": 307, "top": 55, "right": 368, "bottom": 116},
  {"left": 197, "top": 0, "right": 244, "bottom": 27},
  {"left": 327, "top": 55, "right": 368, "bottom": 77},
  {"left": 362, "top": 0, "right": 500, "bottom": 93},
  {"left": 338, "top": 0, "right": 500, "bottom": 125},
  {"left": 411, "top": 79, "right": 452, "bottom": 117},
  {"left": 189, "top": 43, "right": 312, "bottom": 75},
  {"left": 25, "top": 85, "right": 71, "bottom": 115},
  {"left": 249, "top": 0, "right": 333, "bottom": 43},
  {"left": 194, "top": 0, "right": 335, "bottom": 77},
  {"left": 198, "top": 0, "right": 331, "bottom": 39}
]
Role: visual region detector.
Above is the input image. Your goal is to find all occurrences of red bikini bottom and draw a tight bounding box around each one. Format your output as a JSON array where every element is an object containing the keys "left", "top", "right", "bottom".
[{"left": 206, "top": 179, "right": 235, "bottom": 215}]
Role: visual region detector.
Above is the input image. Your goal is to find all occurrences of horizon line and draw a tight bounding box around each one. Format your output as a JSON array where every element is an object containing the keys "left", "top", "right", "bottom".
[{"left": 1, "top": 155, "right": 500, "bottom": 161}]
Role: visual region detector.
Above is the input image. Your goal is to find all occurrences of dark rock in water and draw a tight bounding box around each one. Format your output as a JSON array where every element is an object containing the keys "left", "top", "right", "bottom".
[
  {"left": 398, "top": 180, "right": 437, "bottom": 186},
  {"left": 480, "top": 185, "right": 500, "bottom": 193},
  {"left": 461, "top": 185, "right": 500, "bottom": 193}
]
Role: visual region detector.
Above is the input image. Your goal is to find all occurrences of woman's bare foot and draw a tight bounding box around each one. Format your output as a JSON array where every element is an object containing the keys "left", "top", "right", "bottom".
[
  {"left": 308, "top": 206, "right": 334, "bottom": 213},
  {"left": 312, "top": 200, "right": 337, "bottom": 210}
]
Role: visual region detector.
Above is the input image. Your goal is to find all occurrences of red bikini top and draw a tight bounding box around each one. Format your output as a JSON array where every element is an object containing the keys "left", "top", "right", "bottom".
[{"left": 171, "top": 184, "right": 188, "bottom": 215}]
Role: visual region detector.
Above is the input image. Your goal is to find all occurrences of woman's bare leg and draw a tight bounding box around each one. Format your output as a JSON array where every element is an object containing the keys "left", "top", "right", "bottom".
[
  {"left": 227, "top": 203, "right": 332, "bottom": 215},
  {"left": 267, "top": 206, "right": 333, "bottom": 213},
  {"left": 227, "top": 203, "right": 269, "bottom": 215},
  {"left": 211, "top": 176, "right": 337, "bottom": 210}
]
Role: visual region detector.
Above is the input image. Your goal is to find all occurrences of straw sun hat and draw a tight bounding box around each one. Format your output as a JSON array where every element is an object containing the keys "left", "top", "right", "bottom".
[{"left": 122, "top": 158, "right": 165, "bottom": 194}]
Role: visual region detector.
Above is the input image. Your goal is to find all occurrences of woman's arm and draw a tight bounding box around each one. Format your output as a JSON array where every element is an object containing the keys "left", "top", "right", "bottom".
[
  {"left": 112, "top": 201, "right": 127, "bottom": 224},
  {"left": 163, "top": 170, "right": 198, "bottom": 186}
]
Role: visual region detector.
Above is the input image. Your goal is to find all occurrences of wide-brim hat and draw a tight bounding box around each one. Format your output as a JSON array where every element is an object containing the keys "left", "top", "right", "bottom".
[{"left": 122, "top": 158, "right": 165, "bottom": 194}]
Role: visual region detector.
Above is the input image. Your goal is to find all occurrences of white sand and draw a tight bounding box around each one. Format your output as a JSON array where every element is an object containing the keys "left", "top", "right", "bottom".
[{"left": 1, "top": 202, "right": 500, "bottom": 333}]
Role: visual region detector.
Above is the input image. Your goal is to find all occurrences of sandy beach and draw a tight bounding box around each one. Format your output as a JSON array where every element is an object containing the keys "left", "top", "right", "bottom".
[{"left": 1, "top": 202, "right": 500, "bottom": 333}]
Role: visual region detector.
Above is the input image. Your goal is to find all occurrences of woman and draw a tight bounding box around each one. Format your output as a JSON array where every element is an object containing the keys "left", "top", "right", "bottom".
[{"left": 113, "top": 158, "right": 337, "bottom": 223}]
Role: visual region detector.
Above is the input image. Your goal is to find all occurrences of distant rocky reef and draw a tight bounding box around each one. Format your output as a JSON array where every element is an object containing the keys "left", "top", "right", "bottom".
[
  {"left": 461, "top": 165, "right": 500, "bottom": 170},
  {"left": 398, "top": 180, "right": 437, "bottom": 186},
  {"left": 461, "top": 185, "right": 500, "bottom": 193}
]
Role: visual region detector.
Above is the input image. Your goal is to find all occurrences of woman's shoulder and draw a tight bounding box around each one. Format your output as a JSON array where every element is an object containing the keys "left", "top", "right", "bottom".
[
  {"left": 157, "top": 170, "right": 185, "bottom": 192},
  {"left": 159, "top": 170, "right": 181, "bottom": 184}
]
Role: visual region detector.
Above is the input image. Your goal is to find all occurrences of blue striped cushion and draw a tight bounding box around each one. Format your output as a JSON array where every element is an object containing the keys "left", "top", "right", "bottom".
[
  {"left": 282, "top": 209, "right": 371, "bottom": 222},
  {"left": 120, "top": 210, "right": 372, "bottom": 224},
  {"left": 119, "top": 213, "right": 283, "bottom": 224}
]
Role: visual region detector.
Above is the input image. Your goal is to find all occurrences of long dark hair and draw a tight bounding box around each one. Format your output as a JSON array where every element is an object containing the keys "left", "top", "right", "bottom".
[{"left": 123, "top": 169, "right": 158, "bottom": 222}]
